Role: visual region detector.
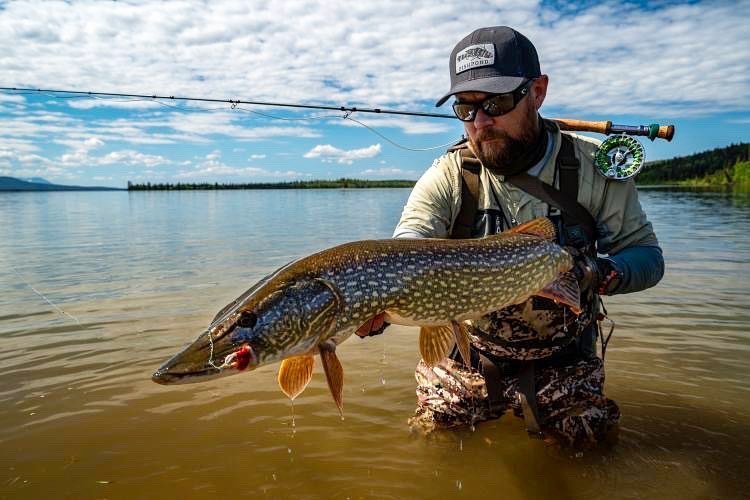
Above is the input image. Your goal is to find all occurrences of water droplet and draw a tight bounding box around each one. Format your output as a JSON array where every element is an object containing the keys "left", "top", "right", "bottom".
[
  {"left": 272, "top": 473, "right": 277, "bottom": 481},
  {"left": 459, "top": 439, "right": 463, "bottom": 452},
  {"left": 470, "top": 424, "right": 475, "bottom": 432},
  {"left": 290, "top": 399, "right": 296, "bottom": 434},
  {"left": 380, "top": 376, "right": 386, "bottom": 385},
  {"left": 456, "top": 480, "right": 462, "bottom": 491},
  {"left": 361, "top": 385, "right": 366, "bottom": 393},
  {"left": 434, "top": 470, "right": 439, "bottom": 477},
  {"left": 287, "top": 448, "right": 292, "bottom": 454}
]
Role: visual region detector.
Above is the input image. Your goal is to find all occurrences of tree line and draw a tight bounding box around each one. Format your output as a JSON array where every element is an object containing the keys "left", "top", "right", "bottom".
[
  {"left": 636, "top": 142, "right": 750, "bottom": 185},
  {"left": 127, "top": 178, "right": 417, "bottom": 190}
]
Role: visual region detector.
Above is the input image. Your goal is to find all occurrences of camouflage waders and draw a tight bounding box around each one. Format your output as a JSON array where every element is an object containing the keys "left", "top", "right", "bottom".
[
  {"left": 408, "top": 298, "right": 620, "bottom": 447},
  {"left": 409, "top": 347, "right": 620, "bottom": 447}
]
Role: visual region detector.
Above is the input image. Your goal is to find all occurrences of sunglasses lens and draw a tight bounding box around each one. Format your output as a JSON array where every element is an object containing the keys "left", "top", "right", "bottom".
[
  {"left": 482, "top": 94, "right": 515, "bottom": 117},
  {"left": 452, "top": 103, "right": 475, "bottom": 121}
]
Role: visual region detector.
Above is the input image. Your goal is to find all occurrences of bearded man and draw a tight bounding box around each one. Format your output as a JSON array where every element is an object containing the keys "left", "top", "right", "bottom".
[{"left": 386, "top": 26, "right": 664, "bottom": 446}]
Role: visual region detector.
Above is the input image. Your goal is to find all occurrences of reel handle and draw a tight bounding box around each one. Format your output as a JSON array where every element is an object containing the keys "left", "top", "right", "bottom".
[{"left": 554, "top": 118, "right": 675, "bottom": 142}]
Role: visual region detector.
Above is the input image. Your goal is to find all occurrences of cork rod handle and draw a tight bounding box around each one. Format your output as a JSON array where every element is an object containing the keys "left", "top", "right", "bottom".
[{"left": 553, "top": 119, "right": 612, "bottom": 135}]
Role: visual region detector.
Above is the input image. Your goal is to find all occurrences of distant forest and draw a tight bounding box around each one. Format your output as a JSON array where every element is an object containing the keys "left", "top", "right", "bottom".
[
  {"left": 127, "top": 143, "right": 750, "bottom": 191},
  {"left": 637, "top": 142, "right": 750, "bottom": 186},
  {"left": 127, "top": 178, "right": 416, "bottom": 190}
]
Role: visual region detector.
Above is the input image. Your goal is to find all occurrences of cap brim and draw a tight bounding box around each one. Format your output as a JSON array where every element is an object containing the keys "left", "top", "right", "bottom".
[{"left": 435, "top": 76, "right": 527, "bottom": 107}]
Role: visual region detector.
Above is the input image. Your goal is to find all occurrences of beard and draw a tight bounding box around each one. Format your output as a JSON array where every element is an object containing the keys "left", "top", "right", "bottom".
[{"left": 469, "top": 111, "right": 542, "bottom": 176}]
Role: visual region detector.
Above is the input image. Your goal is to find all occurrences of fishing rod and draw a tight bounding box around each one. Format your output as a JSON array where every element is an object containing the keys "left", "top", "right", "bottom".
[
  {"left": 0, "top": 86, "right": 455, "bottom": 119},
  {"left": 2, "top": 86, "right": 674, "bottom": 140},
  {"left": 1, "top": 86, "right": 675, "bottom": 180}
]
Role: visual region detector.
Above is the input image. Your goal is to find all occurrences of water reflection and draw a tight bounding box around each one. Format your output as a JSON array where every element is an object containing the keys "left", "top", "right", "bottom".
[{"left": 0, "top": 188, "right": 749, "bottom": 498}]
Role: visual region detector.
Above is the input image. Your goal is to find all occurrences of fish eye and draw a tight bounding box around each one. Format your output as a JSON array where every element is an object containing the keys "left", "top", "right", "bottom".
[{"left": 237, "top": 311, "right": 257, "bottom": 329}]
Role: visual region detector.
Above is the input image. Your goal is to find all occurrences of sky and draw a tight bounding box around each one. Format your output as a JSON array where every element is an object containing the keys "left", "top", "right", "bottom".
[{"left": 0, "top": 0, "right": 748, "bottom": 187}]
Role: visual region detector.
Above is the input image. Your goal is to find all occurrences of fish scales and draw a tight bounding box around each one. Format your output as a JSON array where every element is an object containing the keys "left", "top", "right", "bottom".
[{"left": 153, "top": 217, "right": 575, "bottom": 389}]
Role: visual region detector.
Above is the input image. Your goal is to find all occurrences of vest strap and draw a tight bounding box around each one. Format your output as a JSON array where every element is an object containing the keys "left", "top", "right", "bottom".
[{"left": 450, "top": 148, "right": 481, "bottom": 239}]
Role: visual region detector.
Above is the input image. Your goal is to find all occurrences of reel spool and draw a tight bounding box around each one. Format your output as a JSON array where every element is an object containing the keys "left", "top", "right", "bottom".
[{"left": 594, "top": 134, "right": 645, "bottom": 180}]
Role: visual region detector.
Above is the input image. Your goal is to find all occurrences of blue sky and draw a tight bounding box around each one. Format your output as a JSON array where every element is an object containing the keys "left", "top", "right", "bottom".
[{"left": 1, "top": 0, "right": 748, "bottom": 187}]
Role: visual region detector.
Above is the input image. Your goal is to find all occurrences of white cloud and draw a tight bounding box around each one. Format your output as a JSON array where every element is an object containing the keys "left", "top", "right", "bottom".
[
  {"left": 360, "top": 167, "right": 421, "bottom": 178},
  {"left": 96, "top": 150, "right": 172, "bottom": 167},
  {"left": 249, "top": 154, "right": 266, "bottom": 160},
  {"left": 304, "top": 143, "right": 382, "bottom": 164},
  {"left": 1, "top": 0, "right": 747, "bottom": 116},
  {"left": 336, "top": 116, "right": 454, "bottom": 135},
  {"left": 175, "top": 161, "right": 309, "bottom": 180}
]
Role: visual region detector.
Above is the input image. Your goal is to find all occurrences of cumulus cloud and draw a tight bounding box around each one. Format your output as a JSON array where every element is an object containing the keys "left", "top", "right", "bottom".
[
  {"left": 304, "top": 143, "right": 382, "bottom": 164},
  {"left": 96, "top": 150, "right": 172, "bottom": 167},
  {"left": 1, "top": 0, "right": 747, "bottom": 116},
  {"left": 175, "top": 162, "right": 309, "bottom": 179},
  {"left": 360, "top": 167, "right": 421, "bottom": 178},
  {"left": 336, "top": 116, "right": 454, "bottom": 135},
  {"left": 1, "top": 1, "right": 749, "bottom": 183}
]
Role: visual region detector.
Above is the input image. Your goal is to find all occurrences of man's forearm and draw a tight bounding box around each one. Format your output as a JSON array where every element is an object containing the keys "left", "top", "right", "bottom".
[{"left": 602, "top": 245, "right": 665, "bottom": 295}]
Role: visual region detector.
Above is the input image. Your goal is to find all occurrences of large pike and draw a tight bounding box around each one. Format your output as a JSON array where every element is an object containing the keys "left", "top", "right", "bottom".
[{"left": 152, "top": 217, "right": 579, "bottom": 412}]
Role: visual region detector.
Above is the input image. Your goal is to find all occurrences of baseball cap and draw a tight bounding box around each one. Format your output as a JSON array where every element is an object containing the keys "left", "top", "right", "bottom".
[{"left": 436, "top": 26, "right": 541, "bottom": 107}]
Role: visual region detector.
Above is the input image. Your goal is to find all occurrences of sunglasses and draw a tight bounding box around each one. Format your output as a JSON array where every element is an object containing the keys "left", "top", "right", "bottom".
[{"left": 452, "top": 79, "right": 535, "bottom": 122}]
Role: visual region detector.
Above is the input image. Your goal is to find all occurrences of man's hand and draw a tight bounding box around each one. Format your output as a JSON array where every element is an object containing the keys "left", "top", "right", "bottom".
[{"left": 569, "top": 249, "right": 622, "bottom": 295}]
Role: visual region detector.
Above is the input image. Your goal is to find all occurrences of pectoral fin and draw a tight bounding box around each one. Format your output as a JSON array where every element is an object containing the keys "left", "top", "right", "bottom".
[
  {"left": 278, "top": 355, "right": 315, "bottom": 400},
  {"left": 318, "top": 340, "right": 344, "bottom": 416},
  {"left": 451, "top": 321, "right": 471, "bottom": 366},
  {"left": 419, "top": 325, "right": 454, "bottom": 366},
  {"left": 356, "top": 312, "right": 390, "bottom": 338},
  {"left": 535, "top": 272, "right": 581, "bottom": 314}
]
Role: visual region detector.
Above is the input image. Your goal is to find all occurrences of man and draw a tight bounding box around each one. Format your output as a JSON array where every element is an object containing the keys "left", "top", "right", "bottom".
[{"left": 391, "top": 26, "right": 664, "bottom": 447}]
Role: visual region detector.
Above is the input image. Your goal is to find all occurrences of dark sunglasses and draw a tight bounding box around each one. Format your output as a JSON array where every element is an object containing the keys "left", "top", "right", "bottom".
[{"left": 452, "top": 79, "right": 535, "bottom": 122}]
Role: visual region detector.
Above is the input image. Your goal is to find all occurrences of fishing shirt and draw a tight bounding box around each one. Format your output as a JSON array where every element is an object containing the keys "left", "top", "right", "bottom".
[
  {"left": 393, "top": 119, "right": 661, "bottom": 360},
  {"left": 393, "top": 119, "right": 659, "bottom": 254}
]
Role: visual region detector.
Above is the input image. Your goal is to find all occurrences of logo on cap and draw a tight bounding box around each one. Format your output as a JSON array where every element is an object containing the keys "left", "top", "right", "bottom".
[{"left": 455, "top": 43, "right": 495, "bottom": 74}]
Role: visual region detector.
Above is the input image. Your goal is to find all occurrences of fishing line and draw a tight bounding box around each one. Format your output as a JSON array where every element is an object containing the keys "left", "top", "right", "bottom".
[
  {"left": 1, "top": 87, "right": 461, "bottom": 153},
  {"left": 9, "top": 264, "right": 82, "bottom": 326}
]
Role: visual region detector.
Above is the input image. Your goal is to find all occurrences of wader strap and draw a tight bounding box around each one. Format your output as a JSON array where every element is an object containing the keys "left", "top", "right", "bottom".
[
  {"left": 504, "top": 170, "right": 597, "bottom": 242},
  {"left": 517, "top": 361, "right": 543, "bottom": 435},
  {"left": 450, "top": 149, "right": 482, "bottom": 239},
  {"left": 557, "top": 134, "right": 580, "bottom": 222}
]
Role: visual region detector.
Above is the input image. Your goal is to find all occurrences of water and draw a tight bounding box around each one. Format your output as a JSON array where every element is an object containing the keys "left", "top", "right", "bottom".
[{"left": 1, "top": 188, "right": 749, "bottom": 499}]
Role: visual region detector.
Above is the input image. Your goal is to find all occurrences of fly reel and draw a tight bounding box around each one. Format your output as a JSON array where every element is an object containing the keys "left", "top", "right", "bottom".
[{"left": 594, "top": 134, "right": 645, "bottom": 181}]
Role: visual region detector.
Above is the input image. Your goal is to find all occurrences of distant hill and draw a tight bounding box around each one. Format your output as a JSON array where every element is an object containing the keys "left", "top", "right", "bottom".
[
  {"left": 0, "top": 177, "right": 122, "bottom": 191},
  {"left": 637, "top": 143, "right": 750, "bottom": 186},
  {"left": 20, "top": 177, "right": 52, "bottom": 184}
]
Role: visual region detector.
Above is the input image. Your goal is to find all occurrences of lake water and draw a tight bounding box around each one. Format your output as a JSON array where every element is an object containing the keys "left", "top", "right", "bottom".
[{"left": 1, "top": 188, "right": 749, "bottom": 499}]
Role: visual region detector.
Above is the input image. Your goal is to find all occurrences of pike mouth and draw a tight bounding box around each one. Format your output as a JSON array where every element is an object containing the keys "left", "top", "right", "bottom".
[{"left": 151, "top": 330, "right": 257, "bottom": 385}]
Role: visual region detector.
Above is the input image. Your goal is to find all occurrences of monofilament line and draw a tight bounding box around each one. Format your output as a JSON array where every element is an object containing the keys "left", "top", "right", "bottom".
[{"left": 10, "top": 265, "right": 81, "bottom": 326}]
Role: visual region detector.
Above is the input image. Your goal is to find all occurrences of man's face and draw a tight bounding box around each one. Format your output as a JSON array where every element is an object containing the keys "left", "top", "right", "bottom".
[{"left": 456, "top": 76, "right": 548, "bottom": 171}]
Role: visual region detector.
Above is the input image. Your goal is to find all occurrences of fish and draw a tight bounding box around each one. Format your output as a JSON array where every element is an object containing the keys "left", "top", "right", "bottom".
[{"left": 151, "top": 217, "right": 579, "bottom": 413}]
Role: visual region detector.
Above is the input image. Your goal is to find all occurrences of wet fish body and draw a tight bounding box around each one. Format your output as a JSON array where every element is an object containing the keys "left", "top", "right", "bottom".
[{"left": 153, "top": 218, "right": 577, "bottom": 409}]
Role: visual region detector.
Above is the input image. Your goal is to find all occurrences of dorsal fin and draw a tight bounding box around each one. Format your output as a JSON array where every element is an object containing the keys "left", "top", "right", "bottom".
[{"left": 505, "top": 217, "right": 557, "bottom": 240}]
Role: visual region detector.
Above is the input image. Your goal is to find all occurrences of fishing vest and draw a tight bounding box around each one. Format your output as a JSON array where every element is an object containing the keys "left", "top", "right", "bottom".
[{"left": 447, "top": 130, "right": 599, "bottom": 362}]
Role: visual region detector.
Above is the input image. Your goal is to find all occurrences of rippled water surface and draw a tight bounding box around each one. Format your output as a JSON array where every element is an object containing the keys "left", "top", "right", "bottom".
[{"left": 1, "top": 188, "right": 749, "bottom": 499}]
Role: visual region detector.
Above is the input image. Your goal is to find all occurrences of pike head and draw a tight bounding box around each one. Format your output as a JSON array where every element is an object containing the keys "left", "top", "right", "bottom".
[{"left": 152, "top": 278, "right": 343, "bottom": 385}]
